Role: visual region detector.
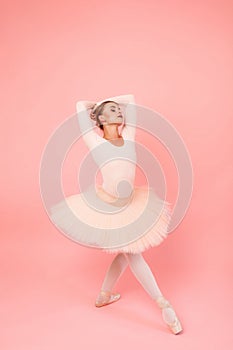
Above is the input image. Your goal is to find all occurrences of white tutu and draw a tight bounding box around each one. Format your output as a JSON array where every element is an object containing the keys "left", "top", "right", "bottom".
[{"left": 49, "top": 184, "right": 172, "bottom": 254}]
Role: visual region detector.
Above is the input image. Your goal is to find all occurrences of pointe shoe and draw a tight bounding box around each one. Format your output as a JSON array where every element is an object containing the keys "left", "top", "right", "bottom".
[
  {"left": 95, "top": 290, "right": 121, "bottom": 307},
  {"left": 156, "top": 295, "right": 183, "bottom": 335}
]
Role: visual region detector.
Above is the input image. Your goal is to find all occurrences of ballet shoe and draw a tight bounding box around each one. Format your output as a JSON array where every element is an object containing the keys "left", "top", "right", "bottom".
[
  {"left": 95, "top": 290, "right": 121, "bottom": 307},
  {"left": 156, "top": 295, "right": 183, "bottom": 335}
]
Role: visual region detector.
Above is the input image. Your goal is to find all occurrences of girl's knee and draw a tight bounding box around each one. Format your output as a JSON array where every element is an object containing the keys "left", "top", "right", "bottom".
[
  {"left": 124, "top": 252, "right": 142, "bottom": 262},
  {"left": 115, "top": 253, "right": 128, "bottom": 266}
]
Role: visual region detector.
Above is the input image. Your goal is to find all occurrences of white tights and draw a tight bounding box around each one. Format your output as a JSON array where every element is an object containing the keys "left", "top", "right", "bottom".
[{"left": 100, "top": 253, "right": 176, "bottom": 324}]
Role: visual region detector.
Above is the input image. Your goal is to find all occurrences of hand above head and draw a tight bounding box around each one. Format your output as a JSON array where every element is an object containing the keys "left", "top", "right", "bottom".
[
  {"left": 76, "top": 100, "right": 97, "bottom": 114},
  {"left": 85, "top": 101, "right": 97, "bottom": 110}
]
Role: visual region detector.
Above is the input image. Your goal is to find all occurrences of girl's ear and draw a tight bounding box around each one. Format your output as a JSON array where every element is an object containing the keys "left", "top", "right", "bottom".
[{"left": 98, "top": 115, "right": 106, "bottom": 124}]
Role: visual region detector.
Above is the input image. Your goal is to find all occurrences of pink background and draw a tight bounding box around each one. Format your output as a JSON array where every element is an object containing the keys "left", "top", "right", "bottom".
[{"left": 1, "top": 0, "right": 232, "bottom": 348}]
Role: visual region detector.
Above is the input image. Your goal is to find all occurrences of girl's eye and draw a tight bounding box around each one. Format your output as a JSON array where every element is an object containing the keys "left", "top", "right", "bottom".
[{"left": 111, "top": 109, "right": 115, "bottom": 112}]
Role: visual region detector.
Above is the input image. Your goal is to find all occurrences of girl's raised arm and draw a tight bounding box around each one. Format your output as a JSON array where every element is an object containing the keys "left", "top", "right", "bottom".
[{"left": 76, "top": 100, "right": 100, "bottom": 150}]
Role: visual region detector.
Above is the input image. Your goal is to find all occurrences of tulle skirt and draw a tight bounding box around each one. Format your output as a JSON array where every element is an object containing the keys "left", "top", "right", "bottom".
[{"left": 49, "top": 184, "right": 172, "bottom": 254}]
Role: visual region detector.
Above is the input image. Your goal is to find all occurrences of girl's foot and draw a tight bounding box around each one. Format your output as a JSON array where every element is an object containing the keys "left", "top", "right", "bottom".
[
  {"left": 95, "top": 290, "right": 121, "bottom": 307},
  {"left": 156, "top": 295, "right": 183, "bottom": 335}
]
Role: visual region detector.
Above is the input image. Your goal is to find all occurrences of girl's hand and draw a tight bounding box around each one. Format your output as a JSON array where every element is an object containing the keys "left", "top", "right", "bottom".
[{"left": 83, "top": 101, "right": 97, "bottom": 110}]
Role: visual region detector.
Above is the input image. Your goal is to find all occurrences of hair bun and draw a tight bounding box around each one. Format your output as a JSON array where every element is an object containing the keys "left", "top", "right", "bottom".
[{"left": 90, "top": 109, "right": 97, "bottom": 121}]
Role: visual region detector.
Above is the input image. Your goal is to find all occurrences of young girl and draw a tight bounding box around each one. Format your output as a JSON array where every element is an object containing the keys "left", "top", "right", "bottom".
[{"left": 50, "top": 94, "right": 183, "bottom": 335}]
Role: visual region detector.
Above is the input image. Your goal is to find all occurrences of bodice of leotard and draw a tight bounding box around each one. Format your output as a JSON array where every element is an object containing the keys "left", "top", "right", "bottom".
[{"left": 91, "top": 137, "right": 137, "bottom": 198}]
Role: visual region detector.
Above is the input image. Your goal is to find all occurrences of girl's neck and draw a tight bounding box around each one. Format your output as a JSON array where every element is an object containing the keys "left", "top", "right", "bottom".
[{"left": 103, "top": 125, "right": 121, "bottom": 140}]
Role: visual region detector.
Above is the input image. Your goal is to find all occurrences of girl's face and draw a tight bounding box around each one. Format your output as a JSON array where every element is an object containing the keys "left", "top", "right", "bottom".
[{"left": 100, "top": 102, "right": 123, "bottom": 126}]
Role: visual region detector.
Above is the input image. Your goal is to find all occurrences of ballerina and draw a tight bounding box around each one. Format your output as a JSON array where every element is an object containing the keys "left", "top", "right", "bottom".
[{"left": 50, "top": 94, "right": 183, "bottom": 334}]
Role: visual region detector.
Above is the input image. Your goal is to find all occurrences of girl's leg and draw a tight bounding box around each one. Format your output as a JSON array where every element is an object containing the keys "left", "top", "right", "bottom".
[
  {"left": 95, "top": 253, "right": 128, "bottom": 307},
  {"left": 125, "top": 253, "right": 182, "bottom": 333},
  {"left": 100, "top": 252, "right": 128, "bottom": 291},
  {"left": 124, "top": 252, "right": 163, "bottom": 300}
]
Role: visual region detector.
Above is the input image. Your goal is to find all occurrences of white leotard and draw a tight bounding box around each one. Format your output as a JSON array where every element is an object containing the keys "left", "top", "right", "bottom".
[{"left": 76, "top": 97, "right": 137, "bottom": 199}]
